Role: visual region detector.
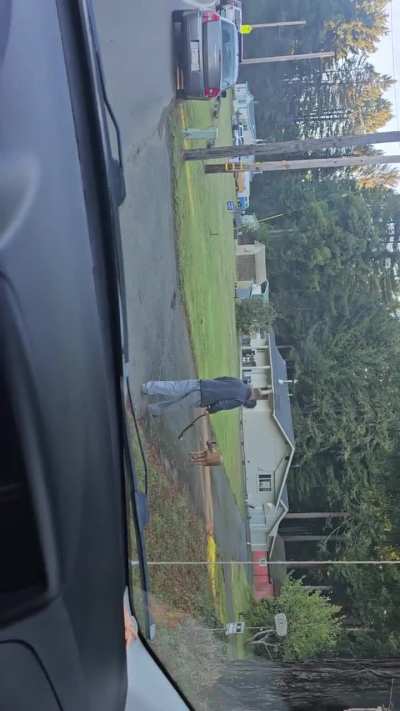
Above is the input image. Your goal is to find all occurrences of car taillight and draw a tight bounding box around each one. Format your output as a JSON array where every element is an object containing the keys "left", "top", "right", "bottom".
[
  {"left": 204, "top": 88, "right": 220, "bottom": 98},
  {"left": 202, "top": 10, "right": 220, "bottom": 22}
]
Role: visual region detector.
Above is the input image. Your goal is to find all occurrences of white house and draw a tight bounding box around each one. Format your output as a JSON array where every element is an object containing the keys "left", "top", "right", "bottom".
[
  {"left": 233, "top": 82, "right": 257, "bottom": 144},
  {"left": 232, "top": 84, "right": 257, "bottom": 207},
  {"left": 240, "top": 330, "right": 295, "bottom": 560}
]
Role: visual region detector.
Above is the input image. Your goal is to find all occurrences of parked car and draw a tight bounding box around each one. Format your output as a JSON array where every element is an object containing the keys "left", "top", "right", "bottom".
[
  {"left": 218, "top": 0, "right": 242, "bottom": 31},
  {"left": 173, "top": 9, "right": 239, "bottom": 99}
]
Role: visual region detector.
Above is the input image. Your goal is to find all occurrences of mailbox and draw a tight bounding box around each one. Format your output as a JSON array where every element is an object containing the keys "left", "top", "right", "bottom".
[{"left": 274, "top": 613, "right": 288, "bottom": 637}]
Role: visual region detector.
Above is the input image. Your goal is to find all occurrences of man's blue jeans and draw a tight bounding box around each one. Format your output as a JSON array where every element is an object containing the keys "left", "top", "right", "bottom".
[{"left": 143, "top": 379, "right": 201, "bottom": 415}]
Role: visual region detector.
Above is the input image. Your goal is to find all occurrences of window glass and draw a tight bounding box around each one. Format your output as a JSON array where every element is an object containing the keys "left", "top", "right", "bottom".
[
  {"left": 258, "top": 474, "right": 272, "bottom": 492},
  {"left": 93, "top": 1, "right": 400, "bottom": 708}
]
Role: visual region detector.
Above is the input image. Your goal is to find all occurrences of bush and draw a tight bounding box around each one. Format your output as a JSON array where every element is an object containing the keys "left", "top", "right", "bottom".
[
  {"left": 244, "top": 576, "right": 343, "bottom": 662},
  {"left": 235, "top": 298, "right": 276, "bottom": 335}
]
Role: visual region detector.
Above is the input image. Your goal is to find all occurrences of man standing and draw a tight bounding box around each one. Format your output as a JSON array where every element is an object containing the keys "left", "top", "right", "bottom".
[{"left": 141, "top": 376, "right": 264, "bottom": 416}]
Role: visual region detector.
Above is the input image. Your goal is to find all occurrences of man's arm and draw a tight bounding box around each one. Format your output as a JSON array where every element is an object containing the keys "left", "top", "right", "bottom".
[{"left": 207, "top": 399, "right": 241, "bottom": 414}]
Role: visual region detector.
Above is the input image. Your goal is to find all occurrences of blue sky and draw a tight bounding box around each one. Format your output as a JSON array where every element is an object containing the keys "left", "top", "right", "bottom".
[{"left": 371, "top": 0, "right": 400, "bottom": 154}]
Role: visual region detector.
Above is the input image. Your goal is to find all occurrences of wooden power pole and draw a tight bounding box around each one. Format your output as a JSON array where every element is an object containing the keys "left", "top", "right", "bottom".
[
  {"left": 183, "top": 130, "right": 400, "bottom": 162},
  {"left": 285, "top": 512, "right": 349, "bottom": 520},
  {"left": 241, "top": 51, "right": 334, "bottom": 65},
  {"left": 204, "top": 154, "right": 400, "bottom": 175},
  {"left": 281, "top": 535, "right": 345, "bottom": 542},
  {"left": 244, "top": 20, "right": 307, "bottom": 30},
  {"left": 238, "top": 18, "right": 330, "bottom": 69}
]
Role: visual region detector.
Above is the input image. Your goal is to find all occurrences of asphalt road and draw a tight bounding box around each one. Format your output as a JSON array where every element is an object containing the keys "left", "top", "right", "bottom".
[
  {"left": 93, "top": 0, "right": 250, "bottom": 609},
  {"left": 93, "top": 0, "right": 194, "bottom": 392}
]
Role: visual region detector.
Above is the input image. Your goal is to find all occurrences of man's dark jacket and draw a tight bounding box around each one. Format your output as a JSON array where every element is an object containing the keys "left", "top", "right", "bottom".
[{"left": 199, "top": 377, "right": 251, "bottom": 414}]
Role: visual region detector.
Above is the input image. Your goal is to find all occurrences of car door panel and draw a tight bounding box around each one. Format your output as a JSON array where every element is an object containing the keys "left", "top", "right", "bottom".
[{"left": 0, "top": 1, "right": 127, "bottom": 709}]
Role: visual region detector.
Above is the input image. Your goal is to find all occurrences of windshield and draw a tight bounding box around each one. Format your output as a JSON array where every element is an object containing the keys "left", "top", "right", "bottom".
[
  {"left": 93, "top": 1, "right": 400, "bottom": 709},
  {"left": 221, "top": 19, "right": 238, "bottom": 89}
]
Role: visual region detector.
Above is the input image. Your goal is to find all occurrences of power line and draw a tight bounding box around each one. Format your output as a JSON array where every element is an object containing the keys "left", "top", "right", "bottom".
[{"left": 130, "top": 559, "right": 400, "bottom": 566}]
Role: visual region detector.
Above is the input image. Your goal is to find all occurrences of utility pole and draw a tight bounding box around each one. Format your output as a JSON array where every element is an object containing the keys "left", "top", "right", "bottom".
[
  {"left": 183, "top": 130, "right": 400, "bottom": 162},
  {"left": 243, "top": 20, "right": 307, "bottom": 30},
  {"left": 281, "top": 535, "right": 345, "bottom": 542},
  {"left": 285, "top": 512, "right": 349, "bottom": 520},
  {"left": 241, "top": 51, "right": 334, "bottom": 66},
  {"left": 204, "top": 154, "right": 400, "bottom": 175}
]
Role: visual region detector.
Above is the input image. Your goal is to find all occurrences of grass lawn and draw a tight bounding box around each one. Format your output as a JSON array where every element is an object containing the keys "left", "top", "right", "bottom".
[
  {"left": 169, "top": 95, "right": 252, "bottom": 657},
  {"left": 126, "top": 419, "right": 227, "bottom": 708},
  {"left": 125, "top": 408, "right": 252, "bottom": 704},
  {"left": 170, "top": 95, "right": 244, "bottom": 508}
]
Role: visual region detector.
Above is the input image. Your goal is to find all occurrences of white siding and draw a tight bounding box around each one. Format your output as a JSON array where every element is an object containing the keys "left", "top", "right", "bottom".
[
  {"left": 243, "top": 403, "right": 289, "bottom": 508},
  {"left": 241, "top": 332, "right": 291, "bottom": 551}
]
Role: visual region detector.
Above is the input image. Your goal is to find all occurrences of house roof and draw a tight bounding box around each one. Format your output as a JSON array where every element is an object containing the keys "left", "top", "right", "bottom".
[
  {"left": 269, "top": 330, "right": 295, "bottom": 448},
  {"left": 266, "top": 331, "right": 295, "bottom": 556},
  {"left": 236, "top": 243, "right": 267, "bottom": 283}
]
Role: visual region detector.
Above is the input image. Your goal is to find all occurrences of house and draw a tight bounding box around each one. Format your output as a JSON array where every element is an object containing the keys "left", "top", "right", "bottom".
[
  {"left": 233, "top": 159, "right": 255, "bottom": 207},
  {"left": 235, "top": 280, "right": 269, "bottom": 303},
  {"left": 233, "top": 82, "right": 257, "bottom": 144},
  {"left": 232, "top": 83, "right": 257, "bottom": 207},
  {"left": 236, "top": 242, "right": 267, "bottom": 286},
  {"left": 240, "top": 330, "right": 295, "bottom": 599}
]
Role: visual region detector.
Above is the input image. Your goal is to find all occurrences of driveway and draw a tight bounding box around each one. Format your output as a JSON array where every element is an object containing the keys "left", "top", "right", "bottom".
[{"left": 93, "top": 0, "right": 250, "bottom": 600}]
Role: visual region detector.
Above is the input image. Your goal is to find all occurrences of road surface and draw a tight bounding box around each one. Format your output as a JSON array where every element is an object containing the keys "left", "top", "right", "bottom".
[{"left": 93, "top": 0, "right": 250, "bottom": 611}]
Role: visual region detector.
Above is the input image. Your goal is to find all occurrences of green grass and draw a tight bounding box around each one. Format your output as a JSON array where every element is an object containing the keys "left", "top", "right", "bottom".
[
  {"left": 124, "top": 408, "right": 213, "bottom": 618},
  {"left": 214, "top": 561, "right": 252, "bottom": 659},
  {"left": 126, "top": 421, "right": 228, "bottom": 709},
  {"left": 169, "top": 97, "right": 253, "bottom": 659},
  {"left": 171, "top": 95, "right": 244, "bottom": 507},
  {"left": 126, "top": 413, "right": 252, "bottom": 706}
]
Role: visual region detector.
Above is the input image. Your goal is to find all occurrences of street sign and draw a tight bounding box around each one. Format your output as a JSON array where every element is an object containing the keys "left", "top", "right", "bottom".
[
  {"left": 225, "top": 621, "right": 246, "bottom": 636},
  {"left": 226, "top": 200, "right": 236, "bottom": 211},
  {"left": 239, "top": 24, "right": 253, "bottom": 35}
]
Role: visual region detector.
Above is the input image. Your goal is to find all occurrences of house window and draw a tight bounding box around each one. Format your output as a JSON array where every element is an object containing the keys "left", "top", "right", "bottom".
[{"left": 258, "top": 473, "right": 272, "bottom": 492}]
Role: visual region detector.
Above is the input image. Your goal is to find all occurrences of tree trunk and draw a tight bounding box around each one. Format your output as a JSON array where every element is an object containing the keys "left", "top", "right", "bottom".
[{"left": 209, "top": 658, "right": 400, "bottom": 710}]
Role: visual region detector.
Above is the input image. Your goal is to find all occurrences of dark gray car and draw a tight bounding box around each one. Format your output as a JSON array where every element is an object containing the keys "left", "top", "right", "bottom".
[{"left": 173, "top": 9, "right": 239, "bottom": 99}]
